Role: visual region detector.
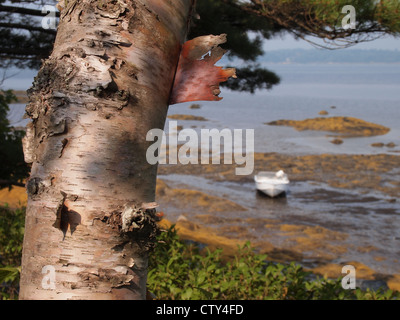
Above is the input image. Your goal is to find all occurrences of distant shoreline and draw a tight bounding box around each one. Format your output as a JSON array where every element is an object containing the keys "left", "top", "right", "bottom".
[
  {"left": 10, "top": 90, "right": 29, "bottom": 104},
  {"left": 260, "top": 48, "right": 400, "bottom": 64},
  {"left": 261, "top": 62, "right": 400, "bottom": 66}
]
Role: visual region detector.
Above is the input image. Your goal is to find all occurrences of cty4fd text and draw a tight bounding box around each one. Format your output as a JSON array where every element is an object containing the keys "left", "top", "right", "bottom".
[{"left": 156, "top": 304, "right": 244, "bottom": 317}]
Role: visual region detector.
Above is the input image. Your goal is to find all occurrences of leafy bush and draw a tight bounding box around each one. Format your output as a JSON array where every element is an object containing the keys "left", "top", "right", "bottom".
[
  {"left": 148, "top": 225, "right": 400, "bottom": 300},
  {"left": 1, "top": 206, "right": 399, "bottom": 300},
  {"left": 0, "top": 205, "right": 25, "bottom": 299}
]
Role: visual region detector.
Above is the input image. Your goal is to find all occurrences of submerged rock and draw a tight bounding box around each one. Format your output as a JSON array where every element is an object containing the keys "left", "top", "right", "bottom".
[
  {"left": 266, "top": 116, "right": 390, "bottom": 137},
  {"left": 331, "top": 138, "right": 344, "bottom": 145},
  {"left": 168, "top": 114, "right": 208, "bottom": 121},
  {"left": 371, "top": 142, "right": 385, "bottom": 148}
]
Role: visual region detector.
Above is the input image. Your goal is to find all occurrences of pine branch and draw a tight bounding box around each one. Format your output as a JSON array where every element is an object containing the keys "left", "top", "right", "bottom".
[
  {"left": 0, "top": 22, "right": 57, "bottom": 35},
  {"left": 0, "top": 4, "right": 60, "bottom": 18}
]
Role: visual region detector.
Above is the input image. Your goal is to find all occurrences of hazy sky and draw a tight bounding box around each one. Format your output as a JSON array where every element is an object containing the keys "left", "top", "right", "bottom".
[
  {"left": 2, "top": 31, "right": 399, "bottom": 90},
  {"left": 264, "top": 33, "right": 400, "bottom": 51}
]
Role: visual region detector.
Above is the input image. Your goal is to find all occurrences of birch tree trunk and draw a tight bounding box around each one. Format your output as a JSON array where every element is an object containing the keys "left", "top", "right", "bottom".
[{"left": 19, "top": 0, "right": 196, "bottom": 300}]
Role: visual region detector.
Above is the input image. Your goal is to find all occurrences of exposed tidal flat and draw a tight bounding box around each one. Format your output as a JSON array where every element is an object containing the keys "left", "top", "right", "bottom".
[{"left": 155, "top": 150, "right": 400, "bottom": 291}]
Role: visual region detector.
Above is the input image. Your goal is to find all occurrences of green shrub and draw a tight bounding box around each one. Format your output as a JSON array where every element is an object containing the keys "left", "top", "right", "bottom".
[
  {"left": 0, "top": 205, "right": 25, "bottom": 299},
  {"left": 148, "top": 225, "right": 400, "bottom": 300},
  {"left": 1, "top": 207, "right": 399, "bottom": 300}
]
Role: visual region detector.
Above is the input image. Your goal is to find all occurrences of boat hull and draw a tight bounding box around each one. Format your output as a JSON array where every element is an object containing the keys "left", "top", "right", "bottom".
[
  {"left": 256, "top": 184, "right": 288, "bottom": 197},
  {"left": 254, "top": 171, "right": 289, "bottom": 198}
]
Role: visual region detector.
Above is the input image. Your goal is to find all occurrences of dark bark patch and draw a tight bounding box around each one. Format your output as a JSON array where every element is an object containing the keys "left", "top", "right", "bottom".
[
  {"left": 30, "top": 59, "right": 77, "bottom": 96},
  {"left": 111, "top": 58, "right": 124, "bottom": 70},
  {"left": 78, "top": 268, "right": 134, "bottom": 289},
  {"left": 115, "top": 90, "right": 130, "bottom": 102},
  {"left": 26, "top": 177, "right": 51, "bottom": 198},
  {"left": 101, "top": 210, "right": 123, "bottom": 228},
  {"left": 95, "top": 0, "right": 128, "bottom": 19},
  {"left": 53, "top": 191, "right": 67, "bottom": 230},
  {"left": 123, "top": 62, "right": 141, "bottom": 80},
  {"left": 26, "top": 177, "right": 41, "bottom": 196},
  {"left": 111, "top": 241, "right": 130, "bottom": 252},
  {"left": 59, "top": 206, "right": 82, "bottom": 239},
  {"left": 101, "top": 205, "right": 161, "bottom": 253},
  {"left": 53, "top": 192, "right": 81, "bottom": 240},
  {"left": 29, "top": 60, "right": 58, "bottom": 93},
  {"left": 48, "top": 118, "right": 67, "bottom": 137},
  {"left": 59, "top": 138, "right": 69, "bottom": 158}
]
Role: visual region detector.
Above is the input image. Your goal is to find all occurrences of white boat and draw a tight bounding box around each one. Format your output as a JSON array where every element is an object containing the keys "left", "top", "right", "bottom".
[{"left": 254, "top": 170, "right": 289, "bottom": 197}]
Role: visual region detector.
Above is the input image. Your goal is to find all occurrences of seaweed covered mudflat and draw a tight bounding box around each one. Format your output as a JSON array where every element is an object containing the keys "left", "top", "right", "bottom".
[{"left": 155, "top": 151, "right": 400, "bottom": 291}]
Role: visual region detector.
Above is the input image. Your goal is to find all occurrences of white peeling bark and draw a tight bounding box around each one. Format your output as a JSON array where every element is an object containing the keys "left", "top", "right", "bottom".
[{"left": 19, "top": 0, "right": 195, "bottom": 300}]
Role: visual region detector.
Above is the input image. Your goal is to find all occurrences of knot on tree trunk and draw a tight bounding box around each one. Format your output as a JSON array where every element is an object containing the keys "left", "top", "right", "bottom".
[{"left": 101, "top": 202, "right": 162, "bottom": 253}]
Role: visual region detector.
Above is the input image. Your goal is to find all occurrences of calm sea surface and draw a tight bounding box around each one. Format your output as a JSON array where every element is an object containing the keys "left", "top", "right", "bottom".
[
  {"left": 8, "top": 63, "right": 400, "bottom": 155},
  {"left": 167, "top": 63, "right": 400, "bottom": 155}
]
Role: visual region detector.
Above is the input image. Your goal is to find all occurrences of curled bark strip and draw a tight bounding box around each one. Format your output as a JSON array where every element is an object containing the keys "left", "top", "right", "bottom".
[{"left": 169, "top": 34, "right": 236, "bottom": 105}]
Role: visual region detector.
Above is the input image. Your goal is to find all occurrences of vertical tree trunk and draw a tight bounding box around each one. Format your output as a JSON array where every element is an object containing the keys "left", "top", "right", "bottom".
[{"left": 19, "top": 0, "right": 195, "bottom": 300}]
